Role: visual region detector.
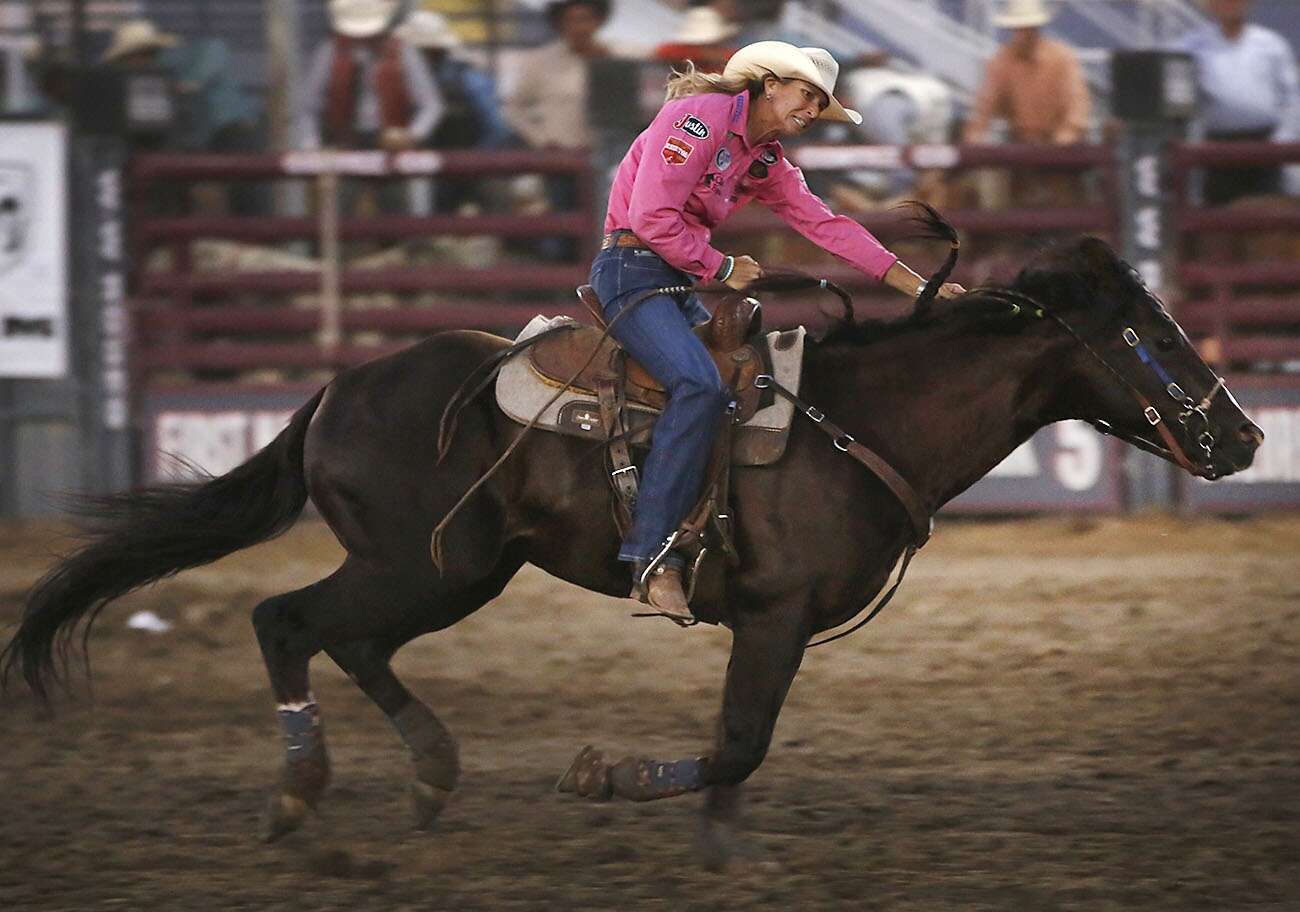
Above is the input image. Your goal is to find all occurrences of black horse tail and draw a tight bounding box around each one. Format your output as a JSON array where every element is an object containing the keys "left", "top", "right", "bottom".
[
  {"left": 0, "top": 386, "right": 327, "bottom": 702},
  {"left": 897, "top": 201, "right": 960, "bottom": 319}
]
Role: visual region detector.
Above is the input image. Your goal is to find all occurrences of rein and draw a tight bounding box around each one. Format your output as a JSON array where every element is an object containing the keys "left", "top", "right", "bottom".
[{"left": 754, "top": 373, "right": 931, "bottom": 649}]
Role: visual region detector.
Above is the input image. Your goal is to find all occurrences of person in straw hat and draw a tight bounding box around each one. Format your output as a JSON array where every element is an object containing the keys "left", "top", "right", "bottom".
[
  {"left": 654, "top": 3, "right": 742, "bottom": 73},
  {"left": 298, "top": 0, "right": 443, "bottom": 152},
  {"left": 397, "top": 10, "right": 513, "bottom": 151},
  {"left": 101, "top": 19, "right": 179, "bottom": 68},
  {"left": 101, "top": 19, "right": 258, "bottom": 159},
  {"left": 396, "top": 9, "right": 513, "bottom": 217},
  {"left": 592, "top": 41, "right": 965, "bottom": 621},
  {"left": 964, "top": 0, "right": 1090, "bottom": 145}
]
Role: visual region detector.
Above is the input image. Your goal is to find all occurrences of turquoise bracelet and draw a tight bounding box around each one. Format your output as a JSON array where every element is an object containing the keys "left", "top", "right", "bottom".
[{"left": 716, "top": 256, "right": 735, "bottom": 283}]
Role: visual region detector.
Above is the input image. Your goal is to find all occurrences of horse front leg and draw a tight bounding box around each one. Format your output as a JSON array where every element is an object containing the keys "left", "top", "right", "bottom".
[
  {"left": 555, "top": 605, "right": 809, "bottom": 853},
  {"left": 697, "top": 605, "right": 809, "bottom": 868}
]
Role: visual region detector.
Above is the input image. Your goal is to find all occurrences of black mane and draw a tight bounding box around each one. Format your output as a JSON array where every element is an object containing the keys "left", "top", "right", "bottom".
[{"left": 814, "top": 234, "right": 1139, "bottom": 348}]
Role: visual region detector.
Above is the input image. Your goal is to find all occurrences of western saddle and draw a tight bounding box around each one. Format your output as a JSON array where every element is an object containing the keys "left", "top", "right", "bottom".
[
  {"left": 528, "top": 285, "right": 769, "bottom": 422},
  {"left": 525, "top": 285, "right": 770, "bottom": 614}
]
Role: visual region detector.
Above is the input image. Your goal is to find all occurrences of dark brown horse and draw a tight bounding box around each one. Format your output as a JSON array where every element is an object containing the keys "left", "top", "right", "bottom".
[{"left": 1, "top": 218, "right": 1262, "bottom": 862}]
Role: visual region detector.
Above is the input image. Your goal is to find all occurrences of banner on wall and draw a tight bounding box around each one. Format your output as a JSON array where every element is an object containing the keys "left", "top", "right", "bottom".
[
  {"left": 0, "top": 122, "right": 67, "bottom": 378},
  {"left": 141, "top": 387, "right": 312, "bottom": 481}
]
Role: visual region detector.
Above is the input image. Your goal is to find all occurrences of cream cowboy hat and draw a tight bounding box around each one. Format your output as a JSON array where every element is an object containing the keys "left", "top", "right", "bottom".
[
  {"left": 676, "top": 8, "right": 740, "bottom": 45},
  {"left": 397, "top": 10, "right": 462, "bottom": 50},
  {"left": 993, "top": 0, "right": 1054, "bottom": 29},
  {"left": 723, "top": 41, "right": 862, "bottom": 125},
  {"left": 101, "top": 19, "right": 179, "bottom": 63},
  {"left": 328, "top": 0, "right": 402, "bottom": 39}
]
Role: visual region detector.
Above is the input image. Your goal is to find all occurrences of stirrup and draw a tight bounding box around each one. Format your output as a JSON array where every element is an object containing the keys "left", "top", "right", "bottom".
[{"left": 630, "top": 534, "right": 697, "bottom": 627}]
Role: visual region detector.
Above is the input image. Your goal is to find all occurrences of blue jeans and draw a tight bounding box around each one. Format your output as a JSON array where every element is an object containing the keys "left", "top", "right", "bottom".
[{"left": 588, "top": 244, "right": 729, "bottom": 566}]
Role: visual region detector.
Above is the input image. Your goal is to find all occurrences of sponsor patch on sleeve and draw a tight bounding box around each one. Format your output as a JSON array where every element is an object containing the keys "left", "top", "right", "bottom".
[
  {"left": 673, "top": 114, "right": 710, "bottom": 140},
  {"left": 661, "top": 136, "right": 695, "bottom": 166}
]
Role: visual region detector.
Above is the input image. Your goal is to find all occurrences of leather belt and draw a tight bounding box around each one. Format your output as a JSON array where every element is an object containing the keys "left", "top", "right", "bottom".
[{"left": 601, "top": 232, "right": 651, "bottom": 251}]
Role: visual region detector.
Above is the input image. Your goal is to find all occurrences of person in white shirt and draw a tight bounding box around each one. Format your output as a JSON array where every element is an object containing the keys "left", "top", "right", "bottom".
[{"left": 1175, "top": 0, "right": 1300, "bottom": 203}]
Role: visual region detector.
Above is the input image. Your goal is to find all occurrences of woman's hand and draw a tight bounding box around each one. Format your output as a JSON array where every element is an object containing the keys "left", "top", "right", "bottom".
[
  {"left": 934, "top": 282, "right": 966, "bottom": 299},
  {"left": 726, "top": 255, "right": 763, "bottom": 290}
]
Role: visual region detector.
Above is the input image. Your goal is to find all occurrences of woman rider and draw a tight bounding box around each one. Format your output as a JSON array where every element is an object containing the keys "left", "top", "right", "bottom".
[{"left": 591, "top": 41, "right": 965, "bottom": 622}]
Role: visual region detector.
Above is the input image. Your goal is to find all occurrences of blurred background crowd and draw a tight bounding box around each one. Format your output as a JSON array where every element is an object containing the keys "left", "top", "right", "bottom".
[{"left": 6, "top": 0, "right": 1295, "bottom": 205}]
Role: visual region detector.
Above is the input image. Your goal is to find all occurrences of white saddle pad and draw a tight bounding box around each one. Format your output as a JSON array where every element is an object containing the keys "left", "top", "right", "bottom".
[{"left": 495, "top": 316, "right": 806, "bottom": 467}]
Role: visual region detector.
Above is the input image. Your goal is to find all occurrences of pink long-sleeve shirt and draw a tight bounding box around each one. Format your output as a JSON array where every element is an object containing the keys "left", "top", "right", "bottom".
[{"left": 604, "top": 90, "right": 898, "bottom": 282}]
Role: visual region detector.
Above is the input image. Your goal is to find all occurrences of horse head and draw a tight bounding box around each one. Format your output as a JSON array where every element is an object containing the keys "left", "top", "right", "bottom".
[{"left": 1013, "top": 236, "right": 1263, "bottom": 480}]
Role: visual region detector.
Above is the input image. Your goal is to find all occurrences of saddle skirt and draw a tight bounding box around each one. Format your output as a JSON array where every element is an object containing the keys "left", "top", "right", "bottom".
[{"left": 496, "top": 316, "right": 806, "bottom": 466}]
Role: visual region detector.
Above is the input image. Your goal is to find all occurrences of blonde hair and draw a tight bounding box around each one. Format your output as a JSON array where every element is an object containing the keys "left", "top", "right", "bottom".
[{"left": 664, "top": 60, "right": 762, "bottom": 102}]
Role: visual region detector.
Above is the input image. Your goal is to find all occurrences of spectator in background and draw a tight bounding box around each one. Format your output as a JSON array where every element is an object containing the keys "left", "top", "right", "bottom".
[
  {"left": 831, "top": 53, "right": 955, "bottom": 207},
  {"left": 503, "top": 0, "right": 612, "bottom": 260},
  {"left": 102, "top": 19, "right": 261, "bottom": 215},
  {"left": 398, "top": 11, "right": 513, "bottom": 152},
  {"left": 654, "top": 2, "right": 741, "bottom": 73},
  {"left": 398, "top": 10, "right": 514, "bottom": 215},
  {"left": 963, "top": 0, "right": 1090, "bottom": 146},
  {"left": 502, "top": 0, "right": 611, "bottom": 152},
  {"left": 962, "top": 0, "right": 1091, "bottom": 210},
  {"left": 298, "top": 0, "right": 443, "bottom": 153},
  {"left": 1175, "top": 0, "right": 1300, "bottom": 204},
  {"left": 102, "top": 19, "right": 259, "bottom": 155}
]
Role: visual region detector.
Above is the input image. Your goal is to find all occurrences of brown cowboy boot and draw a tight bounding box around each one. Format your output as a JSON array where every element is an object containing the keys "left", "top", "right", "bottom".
[{"left": 635, "top": 562, "right": 695, "bottom": 625}]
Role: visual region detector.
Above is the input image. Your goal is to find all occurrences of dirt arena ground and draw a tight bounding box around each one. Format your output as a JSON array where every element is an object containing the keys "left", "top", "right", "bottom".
[{"left": 0, "top": 515, "right": 1296, "bottom": 911}]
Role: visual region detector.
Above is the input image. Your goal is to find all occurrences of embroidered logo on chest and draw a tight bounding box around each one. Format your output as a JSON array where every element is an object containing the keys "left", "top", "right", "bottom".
[
  {"left": 661, "top": 136, "right": 695, "bottom": 166},
  {"left": 714, "top": 148, "right": 732, "bottom": 171},
  {"left": 673, "top": 114, "right": 710, "bottom": 140}
]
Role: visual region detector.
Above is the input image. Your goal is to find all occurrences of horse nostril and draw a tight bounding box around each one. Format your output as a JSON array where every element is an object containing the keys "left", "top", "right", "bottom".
[{"left": 1238, "top": 423, "right": 1264, "bottom": 447}]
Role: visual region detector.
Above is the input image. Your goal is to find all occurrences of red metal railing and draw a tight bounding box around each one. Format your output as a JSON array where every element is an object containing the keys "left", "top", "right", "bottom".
[
  {"left": 124, "top": 140, "right": 1300, "bottom": 384},
  {"left": 1170, "top": 141, "right": 1300, "bottom": 370},
  {"left": 129, "top": 149, "right": 596, "bottom": 377}
]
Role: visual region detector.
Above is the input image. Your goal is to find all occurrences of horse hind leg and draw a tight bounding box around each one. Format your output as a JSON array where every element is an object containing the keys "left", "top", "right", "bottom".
[
  {"left": 321, "top": 553, "right": 525, "bottom": 831},
  {"left": 251, "top": 583, "right": 332, "bottom": 842},
  {"left": 325, "top": 638, "right": 459, "bottom": 830}
]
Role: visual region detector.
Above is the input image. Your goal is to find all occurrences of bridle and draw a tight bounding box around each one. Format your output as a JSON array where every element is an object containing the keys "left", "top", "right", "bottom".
[
  {"left": 1096, "top": 326, "right": 1226, "bottom": 477},
  {"left": 993, "top": 290, "right": 1230, "bottom": 479}
]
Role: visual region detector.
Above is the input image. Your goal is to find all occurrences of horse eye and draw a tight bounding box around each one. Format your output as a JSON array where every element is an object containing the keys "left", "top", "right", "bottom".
[{"left": 1156, "top": 336, "right": 1176, "bottom": 352}]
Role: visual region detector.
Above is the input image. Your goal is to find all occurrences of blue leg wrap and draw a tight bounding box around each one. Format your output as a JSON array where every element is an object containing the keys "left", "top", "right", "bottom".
[{"left": 277, "top": 702, "right": 323, "bottom": 755}]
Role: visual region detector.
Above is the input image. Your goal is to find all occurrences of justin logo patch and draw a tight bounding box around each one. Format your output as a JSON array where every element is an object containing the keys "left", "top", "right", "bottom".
[
  {"left": 673, "top": 114, "right": 710, "bottom": 139},
  {"left": 661, "top": 136, "right": 694, "bottom": 166}
]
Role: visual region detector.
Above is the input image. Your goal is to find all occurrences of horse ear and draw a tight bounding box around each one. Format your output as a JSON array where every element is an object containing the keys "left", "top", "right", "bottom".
[{"left": 1075, "top": 236, "right": 1118, "bottom": 271}]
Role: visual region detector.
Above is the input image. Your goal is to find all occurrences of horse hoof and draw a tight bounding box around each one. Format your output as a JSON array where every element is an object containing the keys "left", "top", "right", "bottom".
[
  {"left": 697, "top": 828, "right": 731, "bottom": 872},
  {"left": 262, "top": 793, "right": 309, "bottom": 843},
  {"left": 411, "top": 781, "right": 453, "bottom": 830},
  {"left": 555, "top": 745, "right": 612, "bottom": 800},
  {"left": 696, "top": 821, "right": 767, "bottom": 872}
]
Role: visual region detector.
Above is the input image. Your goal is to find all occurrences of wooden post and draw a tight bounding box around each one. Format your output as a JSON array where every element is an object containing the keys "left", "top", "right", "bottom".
[
  {"left": 317, "top": 170, "right": 342, "bottom": 354},
  {"left": 263, "top": 0, "right": 301, "bottom": 153}
]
